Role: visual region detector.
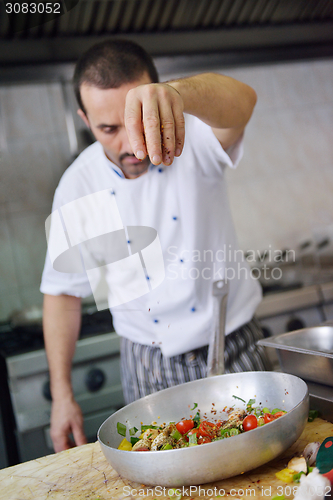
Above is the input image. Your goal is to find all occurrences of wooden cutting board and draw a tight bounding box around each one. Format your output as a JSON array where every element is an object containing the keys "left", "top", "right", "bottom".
[{"left": 1, "top": 418, "right": 332, "bottom": 500}]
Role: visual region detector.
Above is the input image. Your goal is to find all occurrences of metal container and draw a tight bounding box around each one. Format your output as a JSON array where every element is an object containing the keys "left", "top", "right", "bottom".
[
  {"left": 257, "top": 326, "right": 333, "bottom": 387},
  {"left": 98, "top": 371, "right": 308, "bottom": 486}
]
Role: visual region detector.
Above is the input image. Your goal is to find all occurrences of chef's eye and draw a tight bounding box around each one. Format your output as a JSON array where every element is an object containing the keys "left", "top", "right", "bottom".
[{"left": 103, "top": 126, "right": 118, "bottom": 134}]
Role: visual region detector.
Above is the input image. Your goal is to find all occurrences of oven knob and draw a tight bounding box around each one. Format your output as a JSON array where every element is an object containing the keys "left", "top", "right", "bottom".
[
  {"left": 43, "top": 380, "right": 52, "bottom": 401},
  {"left": 286, "top": 317, "right": 305, "bottom": 332},
  {"left": 85, "top": 368, "right": 105, "bottom": 392}
]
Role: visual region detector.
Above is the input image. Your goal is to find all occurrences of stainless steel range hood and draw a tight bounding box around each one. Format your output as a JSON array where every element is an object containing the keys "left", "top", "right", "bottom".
[{"left": 1, "top": 0, "right": 333, "bottom": 67}]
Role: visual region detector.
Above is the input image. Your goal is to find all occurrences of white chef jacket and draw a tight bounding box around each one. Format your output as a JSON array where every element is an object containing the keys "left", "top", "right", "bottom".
[{"left": 40, "top": 113, "right": 262, "bottom": 357}]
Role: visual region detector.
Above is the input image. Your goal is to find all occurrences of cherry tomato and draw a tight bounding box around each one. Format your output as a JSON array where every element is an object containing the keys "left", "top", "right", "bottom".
[
  {"left": 273, "top": 411, "right": 286, "bottom": 419},
  {"left": 243, "top": 414, "right": 258, "bottom": 431},
  {"left": 198, "top": 421, "right": 217, "bottom": 438},
  {"left": 187, "top": 428, "right": 200, "bottom": 436},
  {"left": 185, "top": 427, "right": 199, "bottom": 442},
  {"left": 176, "top": 420, "right": 194, "bottom": 435},
  {"left": 263, "top": 413, "right": 275, "bottom": 424},
  {"left": 198, "top": 435, "right": 212, "bottom": 444}
]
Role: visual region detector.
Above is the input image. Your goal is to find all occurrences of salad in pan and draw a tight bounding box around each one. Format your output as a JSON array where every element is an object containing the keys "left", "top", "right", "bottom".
[{"left": 117, "top": 397, "right": 287, "bottom": 452}]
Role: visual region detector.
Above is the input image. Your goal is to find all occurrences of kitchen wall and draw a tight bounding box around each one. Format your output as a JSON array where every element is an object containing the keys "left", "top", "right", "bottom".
[
  {"left": 163, "top": 57, "right": 333, "bottom": 256},
  {"left": 0, "top": 57, "right": 332, "bottom": 320},
  {"left": 0, "top": 83, "right": 72, "bottom": 320},
  {"left": 224, "top": 59, "right": 333, "bottom": 256}
]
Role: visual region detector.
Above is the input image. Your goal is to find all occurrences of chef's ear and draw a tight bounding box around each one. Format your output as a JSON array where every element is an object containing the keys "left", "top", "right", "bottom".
[{"left": 77, "top": 109, "right": 90, "bottom": 129}]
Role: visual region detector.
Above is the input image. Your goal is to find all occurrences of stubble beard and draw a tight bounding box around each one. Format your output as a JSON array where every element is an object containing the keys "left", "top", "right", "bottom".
[{"left": 118, "top": 154, "right": 150, "bottom": 179}]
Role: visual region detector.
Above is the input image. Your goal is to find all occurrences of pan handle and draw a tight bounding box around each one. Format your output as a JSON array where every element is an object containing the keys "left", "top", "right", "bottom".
[{"left": 206, "top": 280, "right": 229, "bottom": 377}]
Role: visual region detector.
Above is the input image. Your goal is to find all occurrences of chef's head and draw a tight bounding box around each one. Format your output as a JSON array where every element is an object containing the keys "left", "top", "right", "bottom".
[{"left": 73, "top": 39, "right": 159, "bottom": 178}]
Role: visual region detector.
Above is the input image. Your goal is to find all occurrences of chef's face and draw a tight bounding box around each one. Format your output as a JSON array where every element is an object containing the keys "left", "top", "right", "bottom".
[{"left": 78, "top": 73, "right": 151, "bottom": 179}]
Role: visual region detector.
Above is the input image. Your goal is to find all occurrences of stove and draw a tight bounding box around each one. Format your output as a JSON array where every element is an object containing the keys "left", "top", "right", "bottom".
[
  {"left": 0, "top": 308, "right": 113, "bottom": 357},
  {"left": 0, "top": 308, "right": 125, "bottom": 468}
]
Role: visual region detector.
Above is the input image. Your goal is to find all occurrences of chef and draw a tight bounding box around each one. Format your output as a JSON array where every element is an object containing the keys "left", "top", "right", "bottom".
[{"left": 40, "top": 39, "right": 270, "bottom": 453}]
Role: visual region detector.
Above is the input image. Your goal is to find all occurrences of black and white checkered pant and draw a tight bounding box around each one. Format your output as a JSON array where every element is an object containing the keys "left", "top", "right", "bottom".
[{"left": 120, "top": 316, "right": 271, "bottom": 405}]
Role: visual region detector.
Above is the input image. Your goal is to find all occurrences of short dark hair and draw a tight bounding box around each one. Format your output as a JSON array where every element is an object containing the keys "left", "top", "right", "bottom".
[{"left": 73, "top": 39, "right": 159, "bottom": 113}]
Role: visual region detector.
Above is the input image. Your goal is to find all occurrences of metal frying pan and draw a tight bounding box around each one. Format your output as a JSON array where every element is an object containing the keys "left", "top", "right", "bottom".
[{"left": 98, "top": 371, "right": 309, "bottom": 486}]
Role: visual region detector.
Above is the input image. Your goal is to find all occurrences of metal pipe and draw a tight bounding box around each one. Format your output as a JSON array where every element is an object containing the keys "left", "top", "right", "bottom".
[
  {"left": 60, "top": 80, "right": 79, "bottom": 158},
  {"left": 207, "top": 279, "right": 229, "bottom": 377}
]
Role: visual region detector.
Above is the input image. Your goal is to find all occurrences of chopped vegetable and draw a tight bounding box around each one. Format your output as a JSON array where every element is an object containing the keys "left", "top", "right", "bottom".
[
  {"left": 117, "top": 422, "right": 127, "bottom": 437},
  {"left": 170, "top": 428, "right": 182, "bottom": 441},
  {"left": 188, "top": 432, "right": 198, "bottom": 446},
  {"left": 246, "top": 398, "right": 256, "bottom": 412},
  {"left": 232, "top": 395, "right": 246, "bottom": 403},
  {"left": 193, "top": 411, "right": 201, "bottom": 426},
  {"left": 308, "top": 409, "right": 319, "bottom": 422},
  {"left": 228, "top": 428, "right": 240, "bottom": 437},
  {"left": 288, "top": 456, "right": 307, "bottom": 473},
  {"left": 275, "top": 468, "right": 295, "bottom": 483},
  {"left": 254, "top": 406, "right": 262, "bottom": 417},
  {"left": 161, "top": 442, "right": 173, "bottom": 450},
  {"left": 271, "top": 408, "right": 283, "bottom": 414},
  {"left": 141, "top": 424, "right": 161, "bottom": 432},
  {"left": 264, "top": 413, "right": 276, "bottom": 424},
  {"left": 191, "top": 403, "right": 198, "bottom": 410},
  {"left": 272, "top": 411, "right": 287, "bottom": 418},
  {"left": 258, "top": 416, "right": 265, "bottom": 426},
  {"left": 187, "top": 428, "right": 199, "bottom": 437},
  {"left": 198, "top": 421, "right": 216, "bottom": 438},
  {"left": 118, "top": 438, "right": 132, "bottom": 451},
  {"left": 198, "top": 435, "right": 211, "bottom": 444},
  {"left": 119, "top": 399, "right": 288, "bottom": 452},
  {"left": 215, "top": 428, "right": 240, "bottom": 440},
  {"left": 271, "top": 495, "right": 286, "bottom": 500},
  {"left": 293, "top": 471, "right": 306, "bottom": 483}
]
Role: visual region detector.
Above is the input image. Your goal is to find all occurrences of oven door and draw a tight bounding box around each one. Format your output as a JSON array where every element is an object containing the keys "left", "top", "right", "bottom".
[{"left": 6, "top": 331, "right": 124, "bottom": 463}]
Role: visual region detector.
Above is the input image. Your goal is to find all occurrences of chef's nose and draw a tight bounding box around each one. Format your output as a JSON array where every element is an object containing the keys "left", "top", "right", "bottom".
[{"left": 120, "top": 127, "right": 134, "bottom": 154}]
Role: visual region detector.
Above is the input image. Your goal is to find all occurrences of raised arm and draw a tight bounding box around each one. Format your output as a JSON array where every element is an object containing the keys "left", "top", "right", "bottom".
[
  {"left": 43, "top": 293, "right": 87, "bottom": 452},
  {"left": 125, "top": 72, "right": 257, "bottom": 166}
]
